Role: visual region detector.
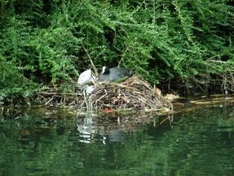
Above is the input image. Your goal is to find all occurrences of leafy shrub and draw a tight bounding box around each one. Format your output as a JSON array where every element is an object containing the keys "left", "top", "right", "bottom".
[{"left": 0, "top": 0, "right": 233, "bottom": 100}]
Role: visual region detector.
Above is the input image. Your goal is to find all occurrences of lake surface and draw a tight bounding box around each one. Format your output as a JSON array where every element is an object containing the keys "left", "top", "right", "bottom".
[{"left": 0, "top": 103, "right": 234, "bottom": 176}]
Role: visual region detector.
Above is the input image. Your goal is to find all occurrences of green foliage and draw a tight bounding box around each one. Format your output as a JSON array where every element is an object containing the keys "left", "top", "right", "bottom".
[
  {"left": 0, "top": 60, "right": 38, "bottom": 102},
  {"left": 0, "top": 0, "right": 233, "bottom": 100}
]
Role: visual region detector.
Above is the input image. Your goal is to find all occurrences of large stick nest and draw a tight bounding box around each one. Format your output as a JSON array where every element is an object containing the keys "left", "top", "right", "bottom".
[
  {"left": 85, "top": 76, "right": 172, "bottom": 111},
  {"left": 36, "top": 77, "right": 173, "bottom": 112}
]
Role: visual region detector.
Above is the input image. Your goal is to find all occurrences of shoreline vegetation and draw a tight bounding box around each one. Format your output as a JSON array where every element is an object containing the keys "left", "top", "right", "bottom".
[{"left": 0, "top": 1, "right": 234, "bottom": 109}]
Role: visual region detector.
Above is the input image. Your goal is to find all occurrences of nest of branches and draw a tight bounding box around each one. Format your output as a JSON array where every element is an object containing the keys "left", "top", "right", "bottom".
[
  {"left": 36, "top": 76, "right": 173, "bottom": 112},
  {"left": 84, "top": 76, "right": 172, "bottom": 112}
]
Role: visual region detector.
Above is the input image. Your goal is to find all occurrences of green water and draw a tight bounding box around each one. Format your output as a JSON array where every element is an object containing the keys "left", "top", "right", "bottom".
[{"left": 0, "top": 104, "right": 234, "bottom": 176}]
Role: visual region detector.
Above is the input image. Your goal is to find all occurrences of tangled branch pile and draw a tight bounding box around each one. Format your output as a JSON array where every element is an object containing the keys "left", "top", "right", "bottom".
[
  {"left": 85, "top": 77, "right": 172, "bottom": 112},
  {"left": 37, "top": 77, "right": 173, "bottom": 112}
]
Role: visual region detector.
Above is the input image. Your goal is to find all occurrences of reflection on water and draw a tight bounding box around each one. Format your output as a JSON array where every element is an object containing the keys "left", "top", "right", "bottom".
[
  {"left": 76, "top": 114, "right": 137, "bottom": 144},
  {"left": 77, "top": 116, "right": 98, "bottom": 144},
  {"left": 0, "top": 104, "right": 234, "bottom": 176}
]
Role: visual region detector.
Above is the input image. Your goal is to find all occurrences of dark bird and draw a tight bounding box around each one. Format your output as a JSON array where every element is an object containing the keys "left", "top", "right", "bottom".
[{"left": 99, "top": 66, "right": 133, "bottom": 82}]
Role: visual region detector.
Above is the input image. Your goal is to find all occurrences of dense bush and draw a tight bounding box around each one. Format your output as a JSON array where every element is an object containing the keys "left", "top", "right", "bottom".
[{"left": 0, "top": 0, "right": 233, "bottom": 101}]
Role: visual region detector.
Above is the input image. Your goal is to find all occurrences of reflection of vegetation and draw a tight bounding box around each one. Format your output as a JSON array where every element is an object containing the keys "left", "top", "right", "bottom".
[{"left": 1, "top": 106, "right": 234, "bottom": 175}]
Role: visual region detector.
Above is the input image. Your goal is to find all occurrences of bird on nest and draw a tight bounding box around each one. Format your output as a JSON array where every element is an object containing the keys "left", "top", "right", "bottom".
[
  {"left": 99, "top": 66, "right": 133, "bottom": 82},
  {"left": 77, "top": 69, "right": 96, "bottom": 95}
]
